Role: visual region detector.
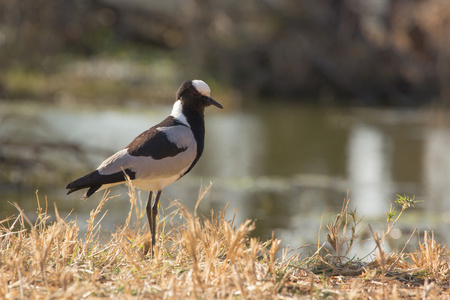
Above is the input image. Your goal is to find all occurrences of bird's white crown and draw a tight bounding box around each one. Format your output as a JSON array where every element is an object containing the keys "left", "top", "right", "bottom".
[{"left": 192, "top": 80, "right": 211, "bottom": 97}]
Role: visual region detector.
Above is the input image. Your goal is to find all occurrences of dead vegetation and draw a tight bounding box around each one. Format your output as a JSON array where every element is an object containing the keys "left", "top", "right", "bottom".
[{"left": 0, "top": 185, "right": 449, "bottom": 299}]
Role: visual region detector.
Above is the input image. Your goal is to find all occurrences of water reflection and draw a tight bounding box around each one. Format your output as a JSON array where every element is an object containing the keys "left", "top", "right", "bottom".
[
  {"left": 424, "top": 128, "right": 450, "bottom": 245},
  {"left": 1, "top": 102, "right": 450, "bottom": 256},
  {"left": 424, "top": 129, "right": 450, "bottom": 212},
  {"left": 347, "top": 123, "right": 392, "bottom": 218}
]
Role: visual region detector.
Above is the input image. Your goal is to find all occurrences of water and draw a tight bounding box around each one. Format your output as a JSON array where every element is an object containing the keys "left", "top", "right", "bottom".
[{"left": 1, "top": 101, "right": 449, "bottom": 257}]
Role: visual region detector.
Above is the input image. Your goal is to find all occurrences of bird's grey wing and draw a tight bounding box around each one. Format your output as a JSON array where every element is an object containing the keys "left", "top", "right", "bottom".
[
  {"left": 96, "top": 149, "right": 139, "bottom": 175},
  {"left": 99, "top": 125, "right": 194, "bottom": 177}
]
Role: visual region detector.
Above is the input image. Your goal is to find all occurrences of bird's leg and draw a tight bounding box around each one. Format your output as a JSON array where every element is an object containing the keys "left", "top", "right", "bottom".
[
  {"left": 150, "top": 191, "right": 162, "bottom": 247},
  {"left": 144, "top": 191, "right": 162, "bottom": 256},
  {"left": 144, "top": 191, "right": 153, "bottom": 255}
]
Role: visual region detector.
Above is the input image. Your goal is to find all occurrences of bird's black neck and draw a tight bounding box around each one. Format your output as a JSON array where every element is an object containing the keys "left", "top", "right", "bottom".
[{"left": 183, "top": 106, "right": 205, "bottom": 174}]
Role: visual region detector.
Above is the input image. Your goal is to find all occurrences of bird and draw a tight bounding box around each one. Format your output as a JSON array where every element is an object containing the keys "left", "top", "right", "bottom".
[{"left": 66, "top": 79, "right": 223, "bottom": 253}]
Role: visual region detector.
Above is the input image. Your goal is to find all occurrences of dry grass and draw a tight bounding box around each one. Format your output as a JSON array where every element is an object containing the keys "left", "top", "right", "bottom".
[{"left": 1, "top": 185, "right": 449, "bottom": 299}]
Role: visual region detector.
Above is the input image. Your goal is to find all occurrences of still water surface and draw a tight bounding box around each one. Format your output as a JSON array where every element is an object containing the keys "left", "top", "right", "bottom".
[{"left": 1, "top": 101, "right": 449, "bottom": 257}]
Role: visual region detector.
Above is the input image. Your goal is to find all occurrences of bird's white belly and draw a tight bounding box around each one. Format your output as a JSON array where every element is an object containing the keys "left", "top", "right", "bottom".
[
  {"left": 97, "top": 171, "right": 185, "bottom": 194},
  {"left": 132, "top": 173, "right": 182, "bottom": 191}
]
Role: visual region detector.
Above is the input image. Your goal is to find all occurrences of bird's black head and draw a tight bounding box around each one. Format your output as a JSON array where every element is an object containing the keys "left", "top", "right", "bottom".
[{"left": 176, "top": 80, "right": 223, "bottom": 111}]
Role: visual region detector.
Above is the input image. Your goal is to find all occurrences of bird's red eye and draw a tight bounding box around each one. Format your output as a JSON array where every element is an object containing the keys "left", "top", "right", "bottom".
[{"left": 193, "top": 90, "right": 200, "bottom": 96}]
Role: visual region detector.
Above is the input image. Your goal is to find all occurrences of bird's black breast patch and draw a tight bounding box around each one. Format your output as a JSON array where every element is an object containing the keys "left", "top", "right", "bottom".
[{"left": 126, "top": 128, "right": 187, "bottom": 159}]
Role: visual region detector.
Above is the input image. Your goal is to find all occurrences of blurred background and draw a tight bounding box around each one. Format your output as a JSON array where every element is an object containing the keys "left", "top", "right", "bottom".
[{"left": 1, "top": 0, "right": 450, "bottom": 256}]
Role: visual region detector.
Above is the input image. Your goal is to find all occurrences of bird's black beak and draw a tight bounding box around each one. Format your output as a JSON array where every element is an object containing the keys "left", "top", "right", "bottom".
[{"left": 209, "top": 97, "right": 223, "bottom": 109}]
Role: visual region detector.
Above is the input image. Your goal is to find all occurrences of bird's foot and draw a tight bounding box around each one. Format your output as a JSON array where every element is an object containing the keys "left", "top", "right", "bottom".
[
  {"left": 143, "top": 240, "right": 158, "bottom": 257},
  {"left": 143, "top": 241, "right": 152, "bottom": 256}
]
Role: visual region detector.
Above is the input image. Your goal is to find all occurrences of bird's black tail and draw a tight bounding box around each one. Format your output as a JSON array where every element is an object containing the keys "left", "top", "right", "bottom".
[{"left": 66, "top": 169, "right": 136, "bottom": 199}]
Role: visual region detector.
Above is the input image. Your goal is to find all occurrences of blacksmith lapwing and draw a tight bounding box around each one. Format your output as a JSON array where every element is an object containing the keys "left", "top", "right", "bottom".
[{"left": 66, "top": 79, "right": 223, "bottom": 253}]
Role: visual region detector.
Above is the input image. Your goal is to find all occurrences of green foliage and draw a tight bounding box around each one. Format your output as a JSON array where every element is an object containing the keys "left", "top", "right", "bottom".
[{"left": 395, "top": 194, "right": 420, "bottom": 209}]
